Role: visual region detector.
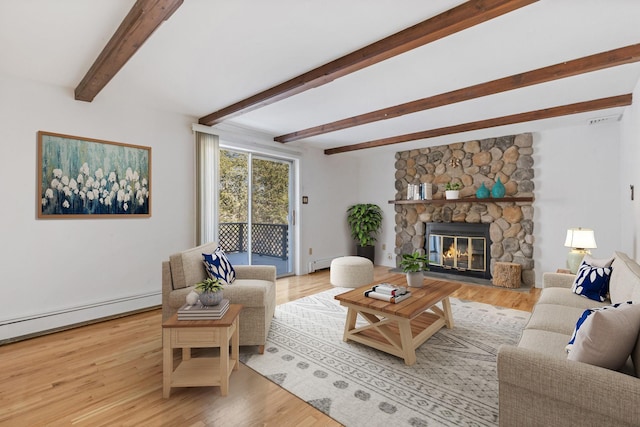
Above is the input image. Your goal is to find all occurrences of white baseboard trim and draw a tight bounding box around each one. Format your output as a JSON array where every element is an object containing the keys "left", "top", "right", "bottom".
[{"left": 0, "top": 291, "right": 161, "bottom": 342}]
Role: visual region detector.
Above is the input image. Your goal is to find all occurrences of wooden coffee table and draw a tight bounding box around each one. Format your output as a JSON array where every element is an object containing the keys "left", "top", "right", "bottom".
[
  {"left": 162, "top": 304, "right": 242, "bottom": 398},
  {"left": 334, "top": 279, "right": 461, "bottom": 365}
]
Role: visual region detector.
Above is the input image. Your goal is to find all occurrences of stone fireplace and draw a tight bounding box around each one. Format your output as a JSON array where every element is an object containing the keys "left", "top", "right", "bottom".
[{"left": 393, "top": 133, "right": 535, "bottom": 287}]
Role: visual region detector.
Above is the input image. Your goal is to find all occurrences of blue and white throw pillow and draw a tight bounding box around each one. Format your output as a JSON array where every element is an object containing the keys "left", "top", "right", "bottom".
[
  {"left": 570, "top": 261, "right": 612, "bottom": 302},
  {"left": 202, "top": 247, "right": 236, "bottom": 285}
]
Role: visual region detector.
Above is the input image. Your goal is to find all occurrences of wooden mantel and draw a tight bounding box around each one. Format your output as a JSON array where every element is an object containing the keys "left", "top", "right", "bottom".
[{"left": 389, "top": 196, "right": 534, "bottom": 205}]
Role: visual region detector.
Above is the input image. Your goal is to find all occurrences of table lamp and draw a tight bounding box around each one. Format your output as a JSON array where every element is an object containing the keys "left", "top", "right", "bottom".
[{"left": 564, "top": 227, "right": 597, "bottom": 274}]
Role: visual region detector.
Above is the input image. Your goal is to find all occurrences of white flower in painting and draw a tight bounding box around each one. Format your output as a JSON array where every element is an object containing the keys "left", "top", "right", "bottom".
[
  {"left": 69, "top": 178, "right": 78, "bottom": 190},
  {"left": 51, "top": 178, "right": 60, "bottom": 189},
  {"left": 77, "top": 174, "right": 84, "bottom": 185},
  {"left": 61, "top": 175, "right": 69, "bottom": 186},
  {"left": 95, "top": 168, "right": 104, "bottom": 180},
  {"left": 86, "top": 177, "right": 94, "bottom": 187},
  {"left": 126, "top": 184, "right": 132, "bottom": 192},
  {"left": 62, "top": 200, "right": 70, "bottom": 209},
  {"left": 104, "top": 195, "right": 112, "bottom": 206},
  {"left": 41, "top": 198, "right": 47, "bottom": 206},
  {"left": 112, "top": 183, "right": 120, "bottom": 192},
  {"left": 87, "top": 191, "right": 94, "bottom": 201},
  {"left": 63, "top": 186, "right": 71, "bottom": 197},
  {"left": 100, "top": 178, "right": 106, "bottom": 187},
  {"left": 142, "top": 178, "right": 148, "bottom": 187},
  {"left": 132, "top": 171, "right": 139, "bottom": 181},
  {"left": 92, "top": 180, "right": 100, "bottom": 189},
  {"left": 79, "top": 191, "right": 86, "bottom": 200},
  {"left": 92, "top": 189, "right": 99, "bottom": 199},
  {"left": 126, "top": 167, "right": 133, "bottom": 181},
  {"left": 134, "top": 181, "right": 140, "bottom": 191},
  {"left": 53, "top": 169, "right": 63, "bottom": 179},
  {"left": 123, "top": 202, "right": 128, "bottom": 211},
  {"left": 80, "top": 163, "right": 90, "bottom": 175},
  {"left": 74, "top": 189, "right": 79, "bottom": 195},
  {"left": 120, "top": 179, "right": 127, "bottom": 189},
  {"left": 108, "top": 171, "right": 116, "bottom": 183},
  {"left": 124, "top": 192, "right": 131, "bottom": 203},
  {"left": 117, "top": 189, "right": 125, "bottom": 202},
  {"left": 99, "top": 197, "right": 104, "bottom": 204},
  {"left": 45, "top": 188, "right": 54, "bottom": 199}
]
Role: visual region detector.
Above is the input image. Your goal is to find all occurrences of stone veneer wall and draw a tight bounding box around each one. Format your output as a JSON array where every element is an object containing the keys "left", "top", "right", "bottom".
[{"left": 393, "top": 133, "right": 535, "bottom": 286}]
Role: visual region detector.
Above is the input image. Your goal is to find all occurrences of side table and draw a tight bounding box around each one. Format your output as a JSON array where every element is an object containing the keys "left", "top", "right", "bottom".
[{"left": 162, "top": 304, "right": 242, "bottom": 398}]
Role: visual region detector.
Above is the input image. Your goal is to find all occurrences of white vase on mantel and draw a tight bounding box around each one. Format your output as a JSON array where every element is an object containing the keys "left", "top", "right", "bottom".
[{"left": 445, "top": 190, "right": 459, "bottom": 200}]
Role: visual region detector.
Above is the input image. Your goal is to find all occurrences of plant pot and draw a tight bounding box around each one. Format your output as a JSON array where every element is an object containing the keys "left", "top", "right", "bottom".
[
  {"left": 445, "top": 190, "right": 460, "bottom": 200},
  {"left": 356, "top": 245, "right": 375, "bottom": 263},
  {"left": 406, "top": 271, "right": 424, "bottom": 288},
  {"left": 199, "top": 290, "right": 223, "bottom": 306}
]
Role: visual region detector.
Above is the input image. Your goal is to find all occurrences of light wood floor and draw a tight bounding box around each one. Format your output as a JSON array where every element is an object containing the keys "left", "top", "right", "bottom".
[{"left": 0, "top": 267, "right": 540, "bottom": 427}]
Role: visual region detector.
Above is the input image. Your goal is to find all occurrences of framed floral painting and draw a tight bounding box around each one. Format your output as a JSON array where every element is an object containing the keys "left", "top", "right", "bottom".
[{"left": 37, "top": 131, "right": 151, "bottom": 218}]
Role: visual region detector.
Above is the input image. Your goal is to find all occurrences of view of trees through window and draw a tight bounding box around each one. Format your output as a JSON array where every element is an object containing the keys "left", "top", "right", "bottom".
[{"left": 219, "top": 149, "right": 289, "bottom": 225}]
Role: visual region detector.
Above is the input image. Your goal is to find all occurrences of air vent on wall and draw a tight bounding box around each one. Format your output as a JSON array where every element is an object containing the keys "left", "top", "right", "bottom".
[{"left": 587, "top": 114, "right": 622, "bottom": 125}]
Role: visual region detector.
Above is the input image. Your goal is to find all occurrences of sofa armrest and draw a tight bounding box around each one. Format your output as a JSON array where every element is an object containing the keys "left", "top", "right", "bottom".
[
  {"left": 234, "top": 265, "right": 277, "bottom": 283},
  {"left": 498, "top": 345, "right": 640, "bottom": 425},
  {"left": 161, "top": 260, "right": 174, "bottom": 320},
  {"left": 542, "top": 272, "right": 575, "bottom": 289}
]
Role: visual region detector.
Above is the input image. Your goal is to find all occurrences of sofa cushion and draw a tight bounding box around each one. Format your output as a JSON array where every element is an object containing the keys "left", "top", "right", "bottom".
[
  {"left": 168, "top": 279, "right": 275, "bottom": 310},
  {"left": 567, "top": 302, "right": 640, "bottom": 371},
  {"left": 609, "top": 251, "right": 640, "bottom": 304},
  {"left": 537, "top": 287, "right": 611, "bottom": 309},
  {"left": 525, "top": 303, "right": 590, "bottom": 336},
  {"left": 169, "top": 242, "right": 219, "bottom": 289},
  {"left": 203, "top": 247, "right": 236, "bottom": 285},
  {"left": 633, "top": 332, "right": 640, "bottom": 378},
  {"left": 571, "top": 262, "right": 612, "bottom": 302},
  {"left": 518, "top": 329, "right": 572, "bottom": 359}
]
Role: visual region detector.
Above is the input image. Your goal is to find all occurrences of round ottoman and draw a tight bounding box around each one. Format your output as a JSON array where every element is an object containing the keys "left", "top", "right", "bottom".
[{"left": 330, "top": 256, "right": 374, "bottom": 288}]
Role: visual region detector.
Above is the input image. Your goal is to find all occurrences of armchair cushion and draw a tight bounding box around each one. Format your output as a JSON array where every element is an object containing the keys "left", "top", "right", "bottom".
[{"left": 203, "top": 247, "right": 236, "bottom": 285}]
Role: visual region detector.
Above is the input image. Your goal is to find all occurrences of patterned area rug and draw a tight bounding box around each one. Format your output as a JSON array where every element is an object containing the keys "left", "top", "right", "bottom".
[{"left": 242, "top": 287, "right": 530, "bottom": 427}]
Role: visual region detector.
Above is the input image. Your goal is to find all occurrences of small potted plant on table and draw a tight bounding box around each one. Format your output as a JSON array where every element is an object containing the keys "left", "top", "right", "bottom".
[
  {"left": 195, "top": 277, "right": 225, "bottom": 306},
  {"left": 400, "top": 251, "right": 429, "bottom": 288},
  {"left": 445, "top": 182, "right": 462, "bottom": 199}
]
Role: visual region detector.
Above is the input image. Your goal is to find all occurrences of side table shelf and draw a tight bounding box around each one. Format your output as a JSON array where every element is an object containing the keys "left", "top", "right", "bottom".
[{"left": 389, "top": 196, "right": 534, "bottom": 205}]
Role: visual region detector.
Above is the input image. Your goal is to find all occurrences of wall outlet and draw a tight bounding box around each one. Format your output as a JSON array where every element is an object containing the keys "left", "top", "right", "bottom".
[
  {"left": 387, "top": 253, "right": 393, "bottom": 260},
  {"left": 309, "top": 247, "right": 312, "bottom": 255},
  {"left": 382, "top": 243, "right": 386, "bottom": 250}
]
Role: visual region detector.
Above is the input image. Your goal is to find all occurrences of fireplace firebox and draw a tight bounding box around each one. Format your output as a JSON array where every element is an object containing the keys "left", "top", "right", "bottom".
[{"left": 425, "top": 222, "right": 491, "bottom": 280}]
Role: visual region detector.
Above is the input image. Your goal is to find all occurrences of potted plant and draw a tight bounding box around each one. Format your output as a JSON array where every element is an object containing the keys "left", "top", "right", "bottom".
[
  {"left": 346, "top": 203, "right": 383, "bottom": 263},
  {"left": 445, "top": 182, "right": 462, "bottom": 200},
  {"left": 400, "top": 251, "right": 429, "bottom": 288},
  {"left": 195, "top": 277, "right": 225, "bottom": 306}
]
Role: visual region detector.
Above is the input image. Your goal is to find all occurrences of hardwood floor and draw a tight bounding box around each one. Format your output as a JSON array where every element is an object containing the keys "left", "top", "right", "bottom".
[{"left": 0, "top": 267, "right": 539, "bottom": 427}]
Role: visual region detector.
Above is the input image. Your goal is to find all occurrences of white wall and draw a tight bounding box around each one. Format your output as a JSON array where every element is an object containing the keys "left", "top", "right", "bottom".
[
  {"left": 620, "top": 79, "right": 640, "bottom": 259},
  {"left": 0, "top": 75, "right": 195, "bottom": 340}
]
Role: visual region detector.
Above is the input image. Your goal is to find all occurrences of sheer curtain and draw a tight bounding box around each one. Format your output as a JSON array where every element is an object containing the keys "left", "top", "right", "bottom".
[{"left": 195, "top": 131, "right": 219, "bottom": 245}]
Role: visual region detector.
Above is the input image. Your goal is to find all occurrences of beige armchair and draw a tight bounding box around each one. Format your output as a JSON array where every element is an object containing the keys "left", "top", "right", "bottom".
[{"left": 162, "top": 242, "right": 276, "bottom": 353}]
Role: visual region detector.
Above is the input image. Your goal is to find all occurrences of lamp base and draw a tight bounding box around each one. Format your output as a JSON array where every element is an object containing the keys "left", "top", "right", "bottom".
[{"left": 567, "top": 249, "right": 590, "bottom": 274}]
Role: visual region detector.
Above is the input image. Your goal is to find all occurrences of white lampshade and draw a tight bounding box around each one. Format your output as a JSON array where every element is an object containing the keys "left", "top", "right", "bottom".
[{"left": 564, "top": 228, "right": 597, "bottom": 249}]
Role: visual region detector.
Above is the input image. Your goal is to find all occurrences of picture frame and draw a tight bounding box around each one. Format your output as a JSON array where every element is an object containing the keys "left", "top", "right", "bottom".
[{"left": 37, "top": 131, "right": 151, "bottom": 218}]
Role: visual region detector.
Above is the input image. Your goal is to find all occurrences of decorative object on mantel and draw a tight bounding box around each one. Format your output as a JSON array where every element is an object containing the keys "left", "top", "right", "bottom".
[
  {"left": 346, "top": 203, "right": 383, "bottom": 262},
  {"left": 444, "top": 182, "right": 461, "bottom": 199},
  {"left": 407, "top": 183, "right": 432, "bottom": 200},
  {"left": 476, "top": 182, "right": 490, "bottom": 199},
  {"left": 400, "top": 251, "right": 429, "bottom": 288},
  {"left": 564, "top": 227, "right": 597, "bottom": 274},
  {"left": 491, "top": 177, "right": 506, "bottom": 198}
]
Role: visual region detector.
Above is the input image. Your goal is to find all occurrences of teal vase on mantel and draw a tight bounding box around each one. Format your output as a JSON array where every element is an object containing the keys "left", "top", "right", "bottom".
[
  {"left": 476, "top": 182, "right": 490, "bottom": 199},
  {"left": 491, "top": 177, "right": 506, "bottom": 198}
]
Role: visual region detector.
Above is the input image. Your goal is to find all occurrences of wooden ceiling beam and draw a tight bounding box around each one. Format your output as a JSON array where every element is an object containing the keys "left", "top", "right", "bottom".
[
  {"left": 74, "top": 0, "right": 184, "bottom": 102},
  {"left": 198, "top": 0, "right": 538, "bottom": 126},
  {"left": 324, "top": 94, "right": 632, "bottom": 155},
  {"left": 278, "top": 44, "right": 640, "bottom": 143}
]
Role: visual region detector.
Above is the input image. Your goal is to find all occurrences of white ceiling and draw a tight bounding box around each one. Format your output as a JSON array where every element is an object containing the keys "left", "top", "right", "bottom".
[{"left": 2, "top": 0, "right": 640, "bottom": 153}]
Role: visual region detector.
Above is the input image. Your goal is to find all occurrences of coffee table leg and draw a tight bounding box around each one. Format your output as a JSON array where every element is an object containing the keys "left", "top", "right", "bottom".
[
  {"left": 343, "top": 307, "right": 358, "bottom": 342},
  {"left": 398, "top": 319, "right": 416, "bottom": 366},
  {"left": 442, "top": 297, "right": 454, "bottom": 329}
]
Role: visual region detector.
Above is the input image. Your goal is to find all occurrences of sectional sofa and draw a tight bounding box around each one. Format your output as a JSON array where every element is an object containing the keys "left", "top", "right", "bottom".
[{"left": 498, "top": 251, "right": 640, "bottom": 426}]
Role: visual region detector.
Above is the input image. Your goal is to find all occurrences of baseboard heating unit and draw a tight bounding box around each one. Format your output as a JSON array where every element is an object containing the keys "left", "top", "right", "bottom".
[{"left": 308, "top": 256, "right": 342, "bottom": 273}]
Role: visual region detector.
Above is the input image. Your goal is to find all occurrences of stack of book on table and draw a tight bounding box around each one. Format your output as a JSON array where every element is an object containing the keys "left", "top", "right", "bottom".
[
  {"left": 364, "top": 283, "right": 411, "bottom": 303},
  {"left": 177, "top": 299, "right": 230, "bottom": 320}
]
